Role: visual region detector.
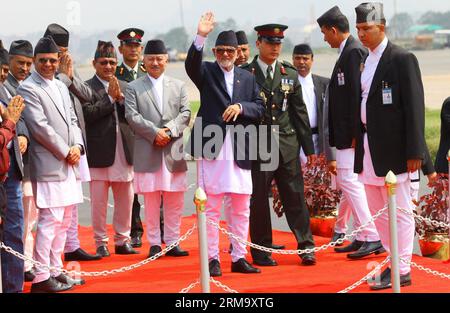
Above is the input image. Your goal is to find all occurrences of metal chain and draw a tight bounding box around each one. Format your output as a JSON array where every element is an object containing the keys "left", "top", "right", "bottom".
[
  {"left": 208, "top": 206, "right": 388, "bottom": 255},
  {"left": 337, "top": 256, "right": 391, "bottom": 293},
  {"left": 398, "top": 207, "right": 450, "bottom": 229},
  {"left": 179, "top": 279, "right": 200, "bottom": 293},
  {"left": 402, "top": 258, "right": 450, "bottom": 280},
  {"left": 210, "top": 277, "right": 239, "bottom": 293},
  {"left": 0, "top": 224, "right": 197, "bottom": 277}
]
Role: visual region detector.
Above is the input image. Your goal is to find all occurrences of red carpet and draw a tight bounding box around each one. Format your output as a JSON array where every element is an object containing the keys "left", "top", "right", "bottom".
[{"left": 23, "top": 215, "right": 450, "bottom": 293}]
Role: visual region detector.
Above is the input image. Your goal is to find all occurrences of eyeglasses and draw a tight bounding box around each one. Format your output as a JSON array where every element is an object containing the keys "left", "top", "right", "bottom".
[
  {"left": 215, "top": 48, "right": 237, "bottom": 55},
  {"left": 37, "top": 58, "right": 58, "bottom": 65},
  {"left": 98, "top": 60, "right": 117, "bottom": 66}
]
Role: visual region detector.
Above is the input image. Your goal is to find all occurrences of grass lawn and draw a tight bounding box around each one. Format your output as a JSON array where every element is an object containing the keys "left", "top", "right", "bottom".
[{"left": 189, "top": 101, "right": 441, "bottom": 163}]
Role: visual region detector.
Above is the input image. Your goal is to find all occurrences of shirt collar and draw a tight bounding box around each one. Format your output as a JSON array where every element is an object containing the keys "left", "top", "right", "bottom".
[
  {"left": 35, "top": 70, "right": 55, "bottom": 84},
  {"left": 338, "top": 37, "right": 349, "bottom": 56},
  {"left": 147, "top": 73, "right": 164, "bottom": 84},
  {"left": 299, "top": 72, "right": 313, "bottom": 84},
  {"left": 257, "top": 57, "right": 277, "bottom": 76},
  {"left": 123, "top": 62, "right": 139, "bottom": 73}
]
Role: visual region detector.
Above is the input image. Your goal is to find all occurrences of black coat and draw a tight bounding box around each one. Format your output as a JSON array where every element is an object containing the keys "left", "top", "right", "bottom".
[
  {"left": 435, "top": 97, "right": 450, "bottom": 174},
  {"left": 311, "top": 74, "right": 330, "bottom": 155},
  {"left": 329, "top": 35, "right": 368, "bottom": 150},
  {"left": 82, "top": 76, "right": 134, "bottom": 168},
  {"left": 185, "top": 44, "right": 264, "bottom": 170},
  {"left": 355, "top": 41, "right": 427, "bottom": 177}
]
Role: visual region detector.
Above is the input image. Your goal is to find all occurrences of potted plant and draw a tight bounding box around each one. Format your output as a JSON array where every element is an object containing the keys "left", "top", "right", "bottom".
[
  {"left": 415, "top": 174, "right": 450, "bottom": 260},
  {"left": 272, "top": 155, "right": 341, "bottom": 237}
]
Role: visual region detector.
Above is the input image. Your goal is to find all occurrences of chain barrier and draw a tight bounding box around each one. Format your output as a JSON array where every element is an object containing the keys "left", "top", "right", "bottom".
[
  {"left": 401, "top": 258, "right": 450, "bottom": 280},
  {"left": 179, "top": 279, "right": 200, "bottom": 293},
  {"left": 210, "top": 278, "right": 239, "bottom": 293},
  {"left": 337, "top": 257, "right": 391, "bottom": 293},
  {"left": 209, "top": 206, "right": 388, "bottom": 255},
  {"left": 0, "top": 224, "right": 197, "bottom": 277},
  {"left": 398, "top": 207, "right": 450, "bottom": 229}
]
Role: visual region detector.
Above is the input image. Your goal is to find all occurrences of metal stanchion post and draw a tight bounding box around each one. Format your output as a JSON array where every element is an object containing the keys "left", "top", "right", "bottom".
[
  {"left": 194, "top": 187, "right": 210, "bottom": 293},
  {"left": 386, "top": 171, "right": 400, "bottom": 293}
]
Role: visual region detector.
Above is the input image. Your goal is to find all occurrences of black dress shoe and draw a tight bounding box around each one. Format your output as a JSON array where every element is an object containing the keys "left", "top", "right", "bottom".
[
  {"left": 209, "top": 259, "right": 222, "bottom": 277},
  {"left": 166, "top": 245, "right": 189, "bottom": 257},
  {"left": 231, "top": 258, "right": 261, "bottom": 274},
  {"left": 30, "top": 277, "right": 73, "bottom": 293},
  {"left": 347, "top": 241, "right": 385, "bottom": 259},
  {"left": 270, "top": 243, "right": 285, "bottom": 250},
  {"left": 253, "top": 255, "right": 278, "bottom": 266},
  {"left": 300, "top": 252, "right": 317, "bottom": 266},
  {"left": 130, "top": 236, "right": 142, "bottom": 248},
  {"left": 55, "top": 273, "right": 85, "bottom": 286},
  {"left": 330, "top": 232, "right": 346, "bottom": 246},
  {"left": 334, "top": 240, "right": 364, "bottom": 253},
  {"left": 148, "top": 245, "right": 162, "bottom": 258},
  {"left": 96, "top": 245, "right": 110, "bottom": 257},
  {"left": 65, "top": 248, "right": 102, "bottom": 261},
  {"left": 24, "top": 270, "right": 36, "bottom": 282},
  {"left": 369, "top": 268, "right": 412, "bottom": 290},
  {"left": 115, "top": 242, "right": 139, "bottom": 255}
]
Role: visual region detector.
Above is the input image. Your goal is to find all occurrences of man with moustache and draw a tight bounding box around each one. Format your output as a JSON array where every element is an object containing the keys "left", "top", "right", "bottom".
[
  {"left": 18, "top": 36, "right": 85, "bottom": 292},
  {"left": 83, "top": 41, "right": 137, "bottom": 257},
  {"left": 235, "top": 31, "right": 251, "bottom": 67},
  {"left": 0, "top": 40, "right": 31, "bottom": 292}
]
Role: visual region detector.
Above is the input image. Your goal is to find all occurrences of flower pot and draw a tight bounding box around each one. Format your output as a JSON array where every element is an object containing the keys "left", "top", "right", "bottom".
[
  {"left": 419, "top": 232, "right": 450, "bottom": 261},
  {"left": 310, "top": 216, "right": 336, "bottom": 238}
]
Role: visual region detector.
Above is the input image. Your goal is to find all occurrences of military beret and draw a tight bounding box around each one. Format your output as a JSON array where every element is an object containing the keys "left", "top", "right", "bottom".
[
  {"left": 355, "top": 2, "right": 386, "bottom": 24},
  {"left": 215, "top": 30, "right": 238, "bottom": 47},
  {"left": 317, "top": 6, "right": 347, "bottom": 28},
  {"left": 254, "top": 24, "right": 287, "bottom": 43},
  {"left": 9, "top": 40, "right": 33, "bottom": 58},
  {"left": 117, "top": 28, "right": 144, "bottom": 44},
  {"left": 94, "top": 41, "right": 117, "bottom": 59},
  {"left": 293, "top": 44, "right": 313, "bottom": 56},
  {"left": 235, "top": 31, "right": 248, "bottom": 45},
  {"left": 34, "top": 36, "right": 59, "bottom": 56},
  {"left": 44, "top": 23, "right": 69, "bottom": 47},
  {"left": 144, "top": 39, "right": 167, "bottom": 55}
]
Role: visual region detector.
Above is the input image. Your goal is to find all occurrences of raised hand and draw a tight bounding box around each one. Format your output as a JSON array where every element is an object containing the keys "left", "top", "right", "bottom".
[
  {"left": 197, "top": 11, "right": 215, "bottom": 37},
  {"left": 1, "top": 96, "right": 25, "bottom": 124},
  {"left": 58, "top": 53, "right": 74, "bottom": 79}
]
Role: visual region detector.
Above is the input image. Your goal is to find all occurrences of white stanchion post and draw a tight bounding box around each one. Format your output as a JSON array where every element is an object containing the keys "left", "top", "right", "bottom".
[
  {"left": 194, "top": 187, "right": 210, "bottom": 293},
  {"left": 386, "top": 171, "right": 400, "bottom": 293}
]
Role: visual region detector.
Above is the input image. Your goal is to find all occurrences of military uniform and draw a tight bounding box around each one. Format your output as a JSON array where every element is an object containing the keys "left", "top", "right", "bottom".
[
  {"left": 241, "top": 24, "right": 316, "bottom": 266},
  {"left": 115, "top": 62, "right": 146, "bottom": 83}
]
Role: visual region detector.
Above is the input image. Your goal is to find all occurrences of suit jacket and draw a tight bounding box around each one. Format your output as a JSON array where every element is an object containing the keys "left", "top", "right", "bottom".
[
  {"left": 242, "top": 56, "right": 314, "bottom": 164},
  {"left": 435, "top": 97, "right": 450, "bottom": 174},
  {"left": 185, "top": 43, "right": 264, "bottom": 170},
  {"left": 115, "top": 62, "right": 147, "bottom": 83},
  {"left": 18, "top": 71, "right": 84, "bottom": 182},
  {"left": 329, "top": 35, "right": 368, "bottom": 150},
  {"left": 125, "top": 74, "right": 191, "bottom": 173},
  {"left": 311, "top": 74, "right": 330, "bottom": 156},
  {"left": 57, "top": 70, "right": 92, "bottom": 149},
  {"left": 4, "top": 74, "right": 19, "bottom": 97},
  {"left": 355, "top": 41, "right": 427, "bottom": 177},
  {"left": 82, "top": 75, "right": 134, "bottom": 168},
  {"left": 0, "top": 82, "right": 29, "bottom": 179}
]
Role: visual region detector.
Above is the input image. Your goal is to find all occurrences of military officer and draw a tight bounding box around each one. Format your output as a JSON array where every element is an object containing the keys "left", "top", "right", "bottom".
[
  {"left": 115, "top": 27, "right": 149, "bottom": 248},
  {"left": 116, "top": 28, "right": 146, "bottom": 82},
  {"left": 242, "top": 24, "right": 317, "bottom": 267}
]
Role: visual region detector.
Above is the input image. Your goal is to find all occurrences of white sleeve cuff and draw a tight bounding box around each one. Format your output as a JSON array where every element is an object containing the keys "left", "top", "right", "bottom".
[{"left": 193, "top": 35, "right": 206, "bottom": 51}]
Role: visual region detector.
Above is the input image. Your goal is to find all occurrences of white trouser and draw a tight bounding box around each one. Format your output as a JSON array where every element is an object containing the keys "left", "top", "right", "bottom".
[
  {"left": 90, "top": 181, "right": 133, "bottom": 247},
  {"left": 143, "top": 191, "right": 184, "bottom": 246},
  {"left": 334, "top": 194, "right": 352, "bottom": 234},
  {"left": 336, "top": 168, "right": 379, "bottom": 241},
  {"left": 364, "top": 181, "right": 414, "bottom": 275},
  {"left": 64, "top": 207, "right": 81, "bottom": 253},
  {"left": 22, "top": 182, "right": 38, "bottom": 272},
  {"left": 206, "top": 193, "right": 250, "bottom": 263},
  {"left": 32, "top": 206, "right": 74, "bottom": 283}
]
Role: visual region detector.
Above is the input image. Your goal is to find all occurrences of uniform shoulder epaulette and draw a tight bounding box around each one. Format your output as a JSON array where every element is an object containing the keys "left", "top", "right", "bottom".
[
  {"left": 240, "top": 62, "right": 251, "bottom": 70},
  {"left": 280, "top": 60, "right": 296, "bottom": 71}
]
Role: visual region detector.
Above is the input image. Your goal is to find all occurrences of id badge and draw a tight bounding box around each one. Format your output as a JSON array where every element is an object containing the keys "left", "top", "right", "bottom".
[
  {"left": 338, "top": 72, "right": 345, "bottom": 86},
  {"left": 382, "top": 88, "right": 393, "bottom": 105}
]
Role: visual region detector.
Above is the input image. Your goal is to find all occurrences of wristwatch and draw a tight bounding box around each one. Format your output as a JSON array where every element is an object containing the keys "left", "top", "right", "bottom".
[{"left": 165, "top": 129, "right": 173, "bottom": 138}]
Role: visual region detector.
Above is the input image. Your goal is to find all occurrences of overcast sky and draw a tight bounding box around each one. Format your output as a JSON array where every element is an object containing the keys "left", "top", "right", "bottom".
[{"left": 1, "top": 0, "right": 450, "bottom": 37}]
